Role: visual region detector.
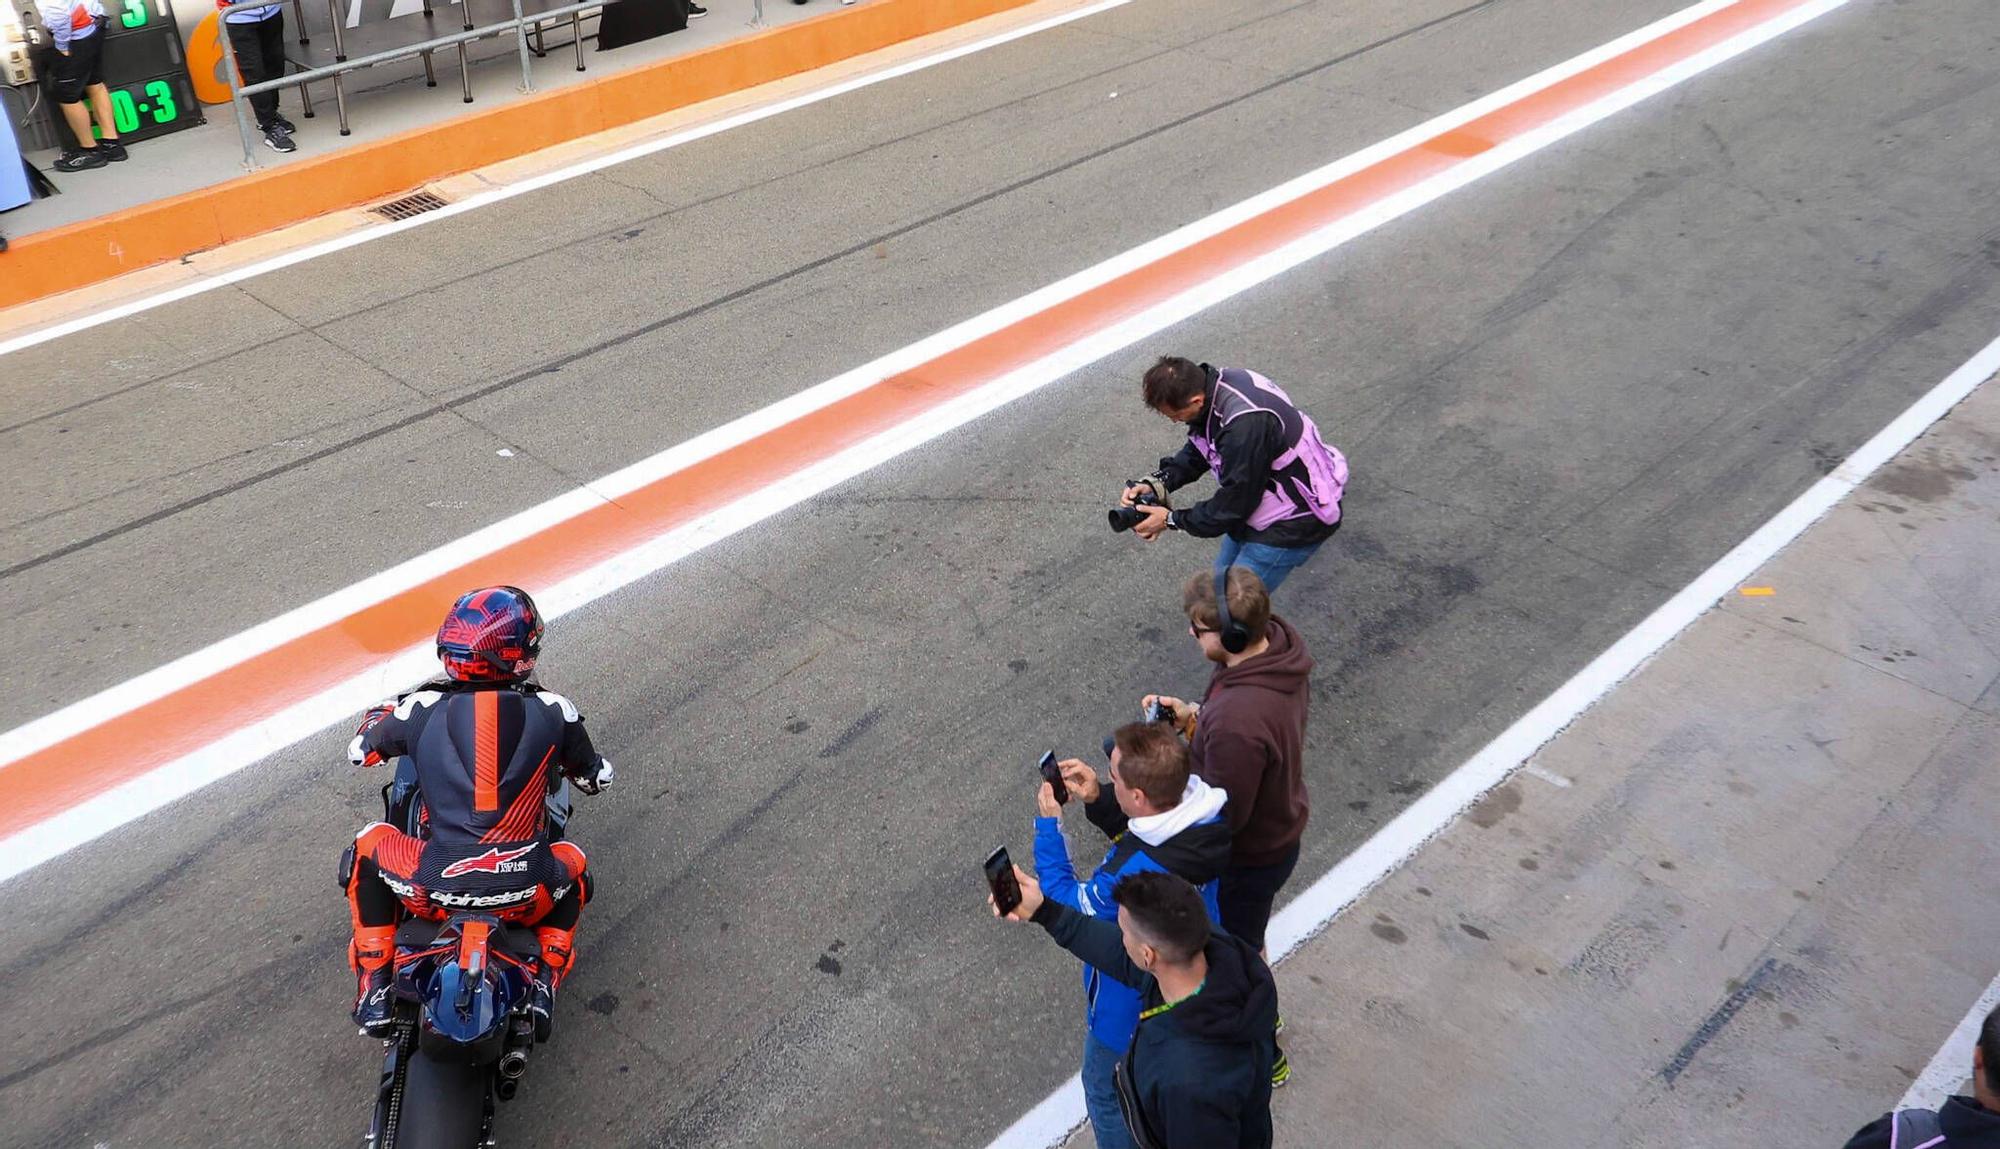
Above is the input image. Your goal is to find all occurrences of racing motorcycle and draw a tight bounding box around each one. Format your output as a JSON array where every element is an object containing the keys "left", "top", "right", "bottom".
[{"left": 361, "top": 757, "right": 574, "bottom": 1148}]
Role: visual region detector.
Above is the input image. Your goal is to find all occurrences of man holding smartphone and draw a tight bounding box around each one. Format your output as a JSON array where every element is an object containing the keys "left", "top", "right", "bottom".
[
  {"left": 1030, "top": 724, "right": 1231, "bottom": 1149},
  {"left": 990, "top": 868, "right": 1278, "bottom": 1149}
]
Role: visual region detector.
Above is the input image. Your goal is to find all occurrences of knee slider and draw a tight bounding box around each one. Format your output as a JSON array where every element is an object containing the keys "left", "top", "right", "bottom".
[{"left": 337, "top": 843, "right": 356, "bottom": 891}]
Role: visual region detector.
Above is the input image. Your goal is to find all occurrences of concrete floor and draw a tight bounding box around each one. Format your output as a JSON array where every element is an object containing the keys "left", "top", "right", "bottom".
[{"left": 2, "top": 0, "right": 1999, "bottom": 1145}]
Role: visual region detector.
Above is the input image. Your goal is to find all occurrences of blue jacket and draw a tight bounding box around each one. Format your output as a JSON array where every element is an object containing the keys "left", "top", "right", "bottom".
[{"left": 1034, "top": 775, "right": 1232, "bottom": 1053}]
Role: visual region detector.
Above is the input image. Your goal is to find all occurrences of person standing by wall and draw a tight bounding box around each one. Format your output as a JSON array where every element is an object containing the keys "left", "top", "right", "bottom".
[
  {"left": 37, "top": 0, "right": 125, "bottom": 172},
  {"left": 221, "top": 0, "right": 297, "bottom": 152}
]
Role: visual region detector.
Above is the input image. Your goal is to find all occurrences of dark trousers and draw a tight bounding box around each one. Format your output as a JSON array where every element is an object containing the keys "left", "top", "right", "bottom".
[
  {"left": 1217, "top": 841, "right": 1302, "bottom": 953},
  {"left": 226, "top": 13, "right": 286, "bottom": 129}
]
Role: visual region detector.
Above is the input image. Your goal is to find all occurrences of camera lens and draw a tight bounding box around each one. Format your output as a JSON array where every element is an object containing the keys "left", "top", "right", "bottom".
[{"left": 1108, "top": 506, "right": 1145, "bottom": 532}]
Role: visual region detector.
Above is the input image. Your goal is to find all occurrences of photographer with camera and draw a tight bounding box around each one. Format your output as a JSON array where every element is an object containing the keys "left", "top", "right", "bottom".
[
  {"left": 1031, "top": 724, "right": 1231, "bottom": 1149},
  {"left": 990, "top": 867, "right": 1279, "bottom": 1149},
  {"left": 1112, "top": 357, "right": 1348, "bottom": 594}
]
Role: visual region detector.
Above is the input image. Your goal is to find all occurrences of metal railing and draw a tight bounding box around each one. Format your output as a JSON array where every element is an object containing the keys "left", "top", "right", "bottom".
[{"left": 215, "top": 0, "right": 614, "bottom": 167}]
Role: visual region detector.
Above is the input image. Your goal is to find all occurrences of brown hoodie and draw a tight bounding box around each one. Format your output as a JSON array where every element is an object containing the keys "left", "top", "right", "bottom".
[{"left": 1192, "top": 614, "right": 1313, "bottom": 867}]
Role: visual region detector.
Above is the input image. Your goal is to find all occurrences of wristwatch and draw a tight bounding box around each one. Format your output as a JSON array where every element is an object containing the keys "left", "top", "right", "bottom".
[{"left": 1164, "top": 510, "right": 1184, "bottom": 531}]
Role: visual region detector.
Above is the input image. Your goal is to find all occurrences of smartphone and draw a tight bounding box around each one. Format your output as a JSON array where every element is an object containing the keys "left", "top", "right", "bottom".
[
  {"left": 985, "top": 846, "right": 1022, "bottom": 916},
  {"left": 1038, "top": 750, "right": 1068, "bottom": 804},
  {"left": 1143, "top": 698, "right": 1173, "bottom": 724}
]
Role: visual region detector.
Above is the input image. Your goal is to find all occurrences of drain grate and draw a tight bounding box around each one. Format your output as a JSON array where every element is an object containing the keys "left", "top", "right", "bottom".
[{"left": 371, "top": 190, "right": 451, "bottom": 221}]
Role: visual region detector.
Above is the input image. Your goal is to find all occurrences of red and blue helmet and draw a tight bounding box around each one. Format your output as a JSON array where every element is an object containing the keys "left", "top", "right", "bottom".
[{"left": 436, "top": 586, "right": 543, "bottom": 683}]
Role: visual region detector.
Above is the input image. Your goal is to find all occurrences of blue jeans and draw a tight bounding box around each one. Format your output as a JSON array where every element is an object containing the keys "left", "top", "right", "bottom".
[
  {"left": 1081, "top": 1034, "right": 1134, "bottom": 1149},
  {"left": 1215, "top": 535, "right": 1323, "bottom": 593}
]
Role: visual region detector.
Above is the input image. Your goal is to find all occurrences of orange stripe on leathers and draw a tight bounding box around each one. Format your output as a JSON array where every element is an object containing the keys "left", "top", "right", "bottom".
[{"left": 474, "top": 690, "right": 499, "bottom": 814}]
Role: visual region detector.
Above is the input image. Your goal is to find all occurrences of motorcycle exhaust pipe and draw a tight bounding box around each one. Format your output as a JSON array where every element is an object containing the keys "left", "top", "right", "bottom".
[{"left": 498, "top": 1049, "right": 530, "bottom": 1084}]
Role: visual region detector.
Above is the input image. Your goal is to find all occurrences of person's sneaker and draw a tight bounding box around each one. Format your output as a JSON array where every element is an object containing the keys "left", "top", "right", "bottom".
[
  {"left": 686, "top": 1, "right": 706, "bottom": 14},
  {"left": 1274, "top": 1014, "right": 1286, "bottom": 1037},
  {"left": 53, "top": 147, "right": 108, "bottom": 172},
  {"left": 263, "top": 124, "right": 298, "bottom": 153},
  {"left": 352, "top": 965, "right": 396, "bottom": 1034},
  {"left": 96, "top": 139, "right": 128, "bottom": 162},
  {"left": 275, "top": 114, "right": 296, "bottom": 133},
  {"left": 1270, "top": 1046, "right": 1292, "bottom": 1090}
]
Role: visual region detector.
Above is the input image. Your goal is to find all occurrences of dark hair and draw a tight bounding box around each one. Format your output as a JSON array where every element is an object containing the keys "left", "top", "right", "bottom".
[
  {"left": 1111, "top": 721, "right": 1191, "bottom": 808},
  {"left": 1182, "top": 566, "right": 1271, "bottom": 643},
  {"left": 1982, "top": 1004, "right": 2000, "bottom": 1093},
  {"left": 1142, "top": 357, "right": 1208, "bottom": 412},
  {"left": 1111, "top": 871, "right": 1212, "bottom": 963}
]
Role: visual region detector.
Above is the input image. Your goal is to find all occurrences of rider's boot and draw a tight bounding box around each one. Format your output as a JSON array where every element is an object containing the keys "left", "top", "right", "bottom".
[
  {"left": 530, "top": 925, "right": 576, "bottom": 1043},
  {"left": 351, "top": 924, "right": 397, "bottom": 1034}
]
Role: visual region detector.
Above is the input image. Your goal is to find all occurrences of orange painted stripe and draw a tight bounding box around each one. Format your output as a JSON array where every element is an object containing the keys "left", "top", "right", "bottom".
[
  {"left": 0, "top": 0, "right": 1039, "bottom": 311},
  {"left": 0, "top": 0, "right": 1823, "bottom": 842},
  {"left": 474, "top": 689, "right": 500, "bottom": 813}
]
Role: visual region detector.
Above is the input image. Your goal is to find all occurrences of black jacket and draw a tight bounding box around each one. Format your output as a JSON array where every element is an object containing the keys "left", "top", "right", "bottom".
[
  {"left": 1154, "top": 372, "right": 1340, "bottom": 549},
  {"left": 1844, "top": 1097, "right": 2000, "bottom": 1147},
  {"left": 1032, "top": 899, "right": 1278, "bottom": 1149}
]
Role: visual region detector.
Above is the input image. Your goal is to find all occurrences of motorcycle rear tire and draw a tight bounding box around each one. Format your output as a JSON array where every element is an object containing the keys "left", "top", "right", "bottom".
[{"left": 393, "top": 1051, "right": 488, "bottom": 1148}]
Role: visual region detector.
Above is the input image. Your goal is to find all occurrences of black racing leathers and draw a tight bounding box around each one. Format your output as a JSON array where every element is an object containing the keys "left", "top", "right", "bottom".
[{"left": 351, "top": 680, "right": 603, "bottom": 848}]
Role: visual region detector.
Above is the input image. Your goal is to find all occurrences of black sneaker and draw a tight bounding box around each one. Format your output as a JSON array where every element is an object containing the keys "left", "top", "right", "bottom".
[
  {"left": 96, "top": 139, "right": 128, "bottom": 162},
  {"left": 275, "top": 114, "right": 296, "bottom": 133},
  {"left": 353, "top": 965, "right": 396, "bottom": 1034},
  {"left": 53, "top": 147, "right": 108, "bottom": 172},
  {"left": 686, "top": 1, "right": 706, "bottom": 14},
  {"left": 263, "top": 124, "right": 298, "bottom": 153}
]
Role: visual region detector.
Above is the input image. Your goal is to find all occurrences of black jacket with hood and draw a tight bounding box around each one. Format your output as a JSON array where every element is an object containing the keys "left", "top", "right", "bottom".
[
  {"left": 1844, "top": 1096, "right": 2000, "bottom": 1147},
  {"left": 1031, "top": 899, "right": 1278, "bottom": 1149}
]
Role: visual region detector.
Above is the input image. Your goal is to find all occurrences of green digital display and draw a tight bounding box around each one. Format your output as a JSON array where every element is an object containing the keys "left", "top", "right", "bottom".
[
  {"left": 107, "top": 78, "right": 184, "bottom": 132},
  {"left": 112, "top": 0, "right": 172, "bottom": 30},
  {"left": 94, "top": 0, "right": 202, "bottom": 146}
]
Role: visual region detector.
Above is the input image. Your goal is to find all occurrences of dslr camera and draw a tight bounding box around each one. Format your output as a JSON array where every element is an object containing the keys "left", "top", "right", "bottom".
[{"left": 1108, "top": 478, "right": 1169, "bottom": 533}]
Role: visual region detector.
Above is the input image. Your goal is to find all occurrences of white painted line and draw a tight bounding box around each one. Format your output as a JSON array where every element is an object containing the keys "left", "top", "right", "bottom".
[
  {"left": 983, "top": 339, "right": 2000, "bottom": 1149},
  {"left": 1901, "top": 974, "right": 2000, "bottom": 1111},
  {"left": 981, "top": 0, "right": 1919, "bottom": 1143},
  {"left": 0, "top": 0, "right": 1134, "bottom": 359},
  {"left": 1266, "top": 328, "right": 2000, "bottom": 965}
]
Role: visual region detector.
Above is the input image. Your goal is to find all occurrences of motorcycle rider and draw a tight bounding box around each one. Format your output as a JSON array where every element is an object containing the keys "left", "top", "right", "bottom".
[{"left": 339, "top": 586, "right": 614, "bottom": 1039}]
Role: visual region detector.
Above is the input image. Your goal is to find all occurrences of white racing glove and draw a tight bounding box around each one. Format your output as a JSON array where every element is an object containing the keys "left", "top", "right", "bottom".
[{"left": 574, "top": 757, "right": 615, "bottom": 795}]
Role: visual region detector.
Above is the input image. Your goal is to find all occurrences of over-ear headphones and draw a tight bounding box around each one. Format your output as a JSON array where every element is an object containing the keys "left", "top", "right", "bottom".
[{"left": 1213, "top": 566, "right": 1251, "bottom": 655}]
